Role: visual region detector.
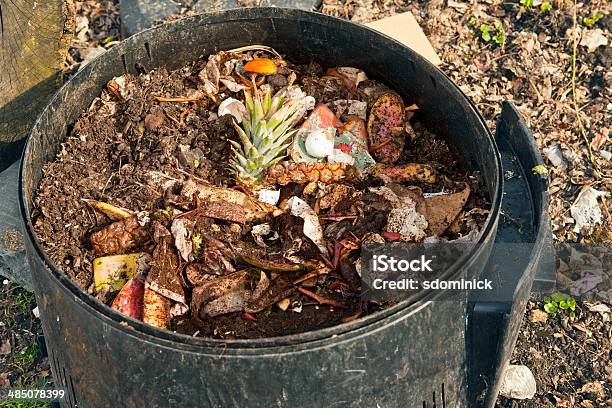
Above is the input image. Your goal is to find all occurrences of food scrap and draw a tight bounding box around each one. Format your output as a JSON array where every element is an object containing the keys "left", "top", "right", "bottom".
[{"left": 34, "top": 45, "right": 488, "bottom": 339}]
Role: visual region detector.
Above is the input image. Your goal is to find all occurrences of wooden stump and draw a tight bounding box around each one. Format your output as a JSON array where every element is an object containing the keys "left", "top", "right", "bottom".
[{"left": 0, "top": 0, "right": 75, "bottom": 158}]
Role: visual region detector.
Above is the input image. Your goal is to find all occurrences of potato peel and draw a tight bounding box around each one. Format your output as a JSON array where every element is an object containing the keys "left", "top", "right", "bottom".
[
  {"left": 90, "top": 216, "right": 149, "bottom": 254},
  {"left": 143, "top": 288, "right": 171, "bottom": 329},
  {"left": 372, "top": 163, "right": 437, "bottom": 184}
]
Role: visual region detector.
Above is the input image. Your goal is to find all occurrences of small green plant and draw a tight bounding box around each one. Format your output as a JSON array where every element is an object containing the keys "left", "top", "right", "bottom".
[
  {"left": 15, "top": 291, "right": 35, "bottom": 314},
  {"left": 532, "top": 164, "right": 549, "bottom": 175},
  {"left": 492, "top": 21, "right": 505, "bottom": 45},
  {"left": 191, "top": 233, "right": 203, "bottom": 257},
  {"left": 543, "top": 292, "right": 577, "bottom": 319},
  {"left": 480, "top": 23, "right": 492, "bottom": 42},
  {"left": 1, "top": 400, "right": 50, "bottom": 408},
  {"left": 12, "top": 343, "right": 38, "bottom": 369},
  {"left": 519, "top": 0, "right": 553, "bottom": 14},
  {"left": 583, "top": 11, "right": 604, "bottom": 27},
  {"left": 519, "top": 0, "right": 534, "bottom": 12},
  {"left": 469, "top": 18, "right": 505, "bottom": 45}
]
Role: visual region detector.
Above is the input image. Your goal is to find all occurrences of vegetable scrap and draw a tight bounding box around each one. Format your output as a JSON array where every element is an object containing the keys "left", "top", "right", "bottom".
[{"left": 34, "top": 45, "right": 489, "bottom": 339}]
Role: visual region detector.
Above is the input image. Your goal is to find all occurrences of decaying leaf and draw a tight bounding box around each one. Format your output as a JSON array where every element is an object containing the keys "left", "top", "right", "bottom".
[
  {"left": 143, "top": 288, "right": 171, "bottom": 329},
  {"left": 111, "top": 276, "right": 145, "bottom": 320},
  {"left": 285, "top": 196, "right": 329, "bottom": 254},
  {"left": 191, "top": 270, "right": 250, "bottom": 317},
  {"left": 241, "top": 253, "right": 302, "bottom": 272},
  {"left": 181, "top": 180, "right": 278, "bottom": 223},
  {"left": 90, "top": 216, "right": 149, "bottom": 254},
  {"left": 420, "top": 185, "right": 471, "bottom": 236},
  {"left": 171, "top": 219, "right": 193, "bottom": 262},
  {"left": 244, "top": 276, "right": 295, "bottom": 314},
  {"left": 367, "top": 93, "right": 406, "bottom": 163},
  {"left": 147, "top": 237, "right": 186, "bottom": 304},
  {"left": 201, "top": 201, "right": 251, "bottom": 224},
  {"left": 332, "top": 99, "right": 368, "bottom": 120},
  {"left": 326, "top": 67, "right": 367, "bottom": 92},
  {"left": 202, "top": 290, "right": 251, "bottom": 317},
  {"left": 218, "top": 97, "right": 247, "bottom": 123},
  {"left": 170, "top": 302, "right": 189, "bottom": 318},
  {"left": 220, "top": 77, "right": 247, "bottom": 93},
  {"left": 83, "top": 199, "right": 134, "bottom": 221},
  {"left": 372, "top": 163, "right": 437, "bottom": 184},
  {"left": 200, "top": 246, "right": 236, "bottom": 274},
  {"left": 198, "top": 53, "right": 223, "bottom": 96},
  {"left": 93, "top": 252, "right": 150, "bottom": 293},
  {"left": 580, "top": 29, "right": 608, "bottom": 53},
  {"left": 251, "top": 270, "right": 270, "bottom": 301},
  {"left": 570, "top": 186, "right": 609, "bottom": 233}
]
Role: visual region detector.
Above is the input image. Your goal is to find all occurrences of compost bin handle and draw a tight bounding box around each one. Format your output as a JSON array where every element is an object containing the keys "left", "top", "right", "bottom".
[{"left": 0, "top": 158, "right": 32, "bottom": 290}]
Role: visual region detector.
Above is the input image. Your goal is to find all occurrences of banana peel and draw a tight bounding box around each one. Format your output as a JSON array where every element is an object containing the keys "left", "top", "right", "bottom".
[
  {"left": 93, "top": 252, "right": 150, "bottom": 293},
  {"left": 83, "top": 199, "right": 134, "bottom": 221}
]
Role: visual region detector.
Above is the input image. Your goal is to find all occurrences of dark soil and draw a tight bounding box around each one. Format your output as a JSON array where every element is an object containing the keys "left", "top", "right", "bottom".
[
  {"left": 496, "top": 301, "right": 611, "bottom": 407},
  {"left": 32, "top": 50, "right": 486, "bottom": 339}
]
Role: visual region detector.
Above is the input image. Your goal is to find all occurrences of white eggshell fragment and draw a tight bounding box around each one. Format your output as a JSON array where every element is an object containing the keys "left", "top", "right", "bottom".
[
  {"left": 257, "top": 189, "right": 281, "bottom": 206},
  {"left": 328, "top": 149, "right": 355, "bottom": 165},
  {"left": 304, "top": 130, "right": 334, "bottom": 158}
]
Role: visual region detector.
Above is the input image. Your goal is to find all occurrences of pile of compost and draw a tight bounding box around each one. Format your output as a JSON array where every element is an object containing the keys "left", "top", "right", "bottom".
[{"left": 33, "top": 46, "right": 489, "bottom": 339}]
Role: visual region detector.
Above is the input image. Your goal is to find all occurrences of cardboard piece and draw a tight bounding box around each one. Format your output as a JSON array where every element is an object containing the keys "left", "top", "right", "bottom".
[{"left": 366, "top": 12, "right": 442, "bottom": 66}]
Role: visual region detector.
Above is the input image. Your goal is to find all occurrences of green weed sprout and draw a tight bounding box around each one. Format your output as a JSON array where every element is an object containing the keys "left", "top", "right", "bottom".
[{"left": 543, "top": 292, "right": 577, "bottom": 319}]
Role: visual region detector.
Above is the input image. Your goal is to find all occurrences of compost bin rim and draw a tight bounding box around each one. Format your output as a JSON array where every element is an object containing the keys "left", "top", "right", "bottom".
[{"left": 19, "top": 7, "right": 503, "bottom": 351}]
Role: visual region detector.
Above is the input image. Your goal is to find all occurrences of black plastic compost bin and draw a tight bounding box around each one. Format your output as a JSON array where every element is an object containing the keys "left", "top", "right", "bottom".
[{"left": 9, "top": 7, "right": 550, "bottom": 408}]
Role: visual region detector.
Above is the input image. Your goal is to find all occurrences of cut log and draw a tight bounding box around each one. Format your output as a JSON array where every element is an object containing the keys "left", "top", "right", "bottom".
[{"left": 0, "top": 0, "right": 75, "bottom": 158}]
